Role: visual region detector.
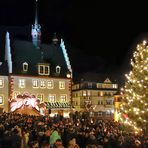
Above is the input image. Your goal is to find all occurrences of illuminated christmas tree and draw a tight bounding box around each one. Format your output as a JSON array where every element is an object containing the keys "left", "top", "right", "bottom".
[{"left": 120, "top": 40, "right": 148, "bottom": 133}]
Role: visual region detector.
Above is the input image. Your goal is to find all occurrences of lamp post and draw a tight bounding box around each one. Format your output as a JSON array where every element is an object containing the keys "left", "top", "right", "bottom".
[{"left": 67, "top": 72, "right": 73, "bottom": 113}]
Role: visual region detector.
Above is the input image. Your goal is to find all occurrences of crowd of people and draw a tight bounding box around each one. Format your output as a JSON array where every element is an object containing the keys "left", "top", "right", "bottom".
[{"left": 0, "top": 112, "right": 147, "bottom": 148}]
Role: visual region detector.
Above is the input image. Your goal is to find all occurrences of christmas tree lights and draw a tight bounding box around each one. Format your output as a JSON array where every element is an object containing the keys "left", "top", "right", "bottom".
[{"left": 120, "top": 40, "right": 148, "bottom": 133}]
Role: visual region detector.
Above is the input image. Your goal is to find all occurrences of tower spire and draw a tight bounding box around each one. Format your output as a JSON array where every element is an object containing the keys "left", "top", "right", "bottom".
[
  {"left": 31, "top": 0, "right": 41, "bottom": 48},
  {"left": 5, "top": 32, "right": 12, "bottom": 73},
  {"left": 35, "top": 0, "right": 38, "bottom": 25}
]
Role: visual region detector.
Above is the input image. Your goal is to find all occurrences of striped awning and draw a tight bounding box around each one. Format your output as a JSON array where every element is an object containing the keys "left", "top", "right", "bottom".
[{"left": 45, "top": 102, "right": 71, "bottom": 109}]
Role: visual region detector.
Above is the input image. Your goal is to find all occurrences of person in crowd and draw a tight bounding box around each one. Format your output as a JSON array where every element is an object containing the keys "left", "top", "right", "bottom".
[
  {"left": 67, "top": 138, "right": 80, "bottom": 148},
  {"left": 0, "top": 112, "right": 147, "bottom": 148},
  {"left": 53, "top": 139, "right": 64, "bottom": 148},
  {"left": 50, "top": 129, "right": 61, "bottom": 147}
]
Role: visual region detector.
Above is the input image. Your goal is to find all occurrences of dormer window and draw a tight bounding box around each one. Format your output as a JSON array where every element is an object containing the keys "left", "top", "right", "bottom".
[
  {"left": 56, "top": 65, "right": 61, "bottom": 74},
  {"left": 38, "top": 63, "right": 50, "bottom": 76},
  {"left": 23, "top": 62, "right": 28, "bottom": 72}
]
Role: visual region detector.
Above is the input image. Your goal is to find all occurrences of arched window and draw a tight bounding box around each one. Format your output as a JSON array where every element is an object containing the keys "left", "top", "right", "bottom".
[
  {"left": 56, "top": 65, "right": 61, "bottom": 74},
  {"left": 23, "top": 62, "right": 28, "bottom": 71}
]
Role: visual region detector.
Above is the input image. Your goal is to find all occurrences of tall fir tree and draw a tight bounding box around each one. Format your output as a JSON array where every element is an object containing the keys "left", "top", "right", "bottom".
[{"left": 120, "top": 40, "right": 148, "bottom": 133}]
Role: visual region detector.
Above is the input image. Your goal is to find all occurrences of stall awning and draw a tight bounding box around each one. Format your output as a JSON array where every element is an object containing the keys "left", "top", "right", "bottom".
[{"left": 45, "top": 102, "right": 71, "bottom": 109}]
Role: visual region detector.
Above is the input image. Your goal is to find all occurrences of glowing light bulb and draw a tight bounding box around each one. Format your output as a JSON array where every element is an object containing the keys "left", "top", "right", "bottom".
[{"left": 143, "top": 40, "right": 146, "bottom": 45}]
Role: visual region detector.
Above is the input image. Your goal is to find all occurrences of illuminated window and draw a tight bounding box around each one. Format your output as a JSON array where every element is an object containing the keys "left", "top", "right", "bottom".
[
  {"left": 32, "top": 79, "right": 39, "bottom": 88},
  {"left": 13, "top": 92, "right": 20, "bottom": 99},
  {"left": 37, "top": 94, "right": 44, "bottom": 102},
  {"left": 40, "top": 65, "right": 44, "bottom": 73},
  {"left": 102, "top": 84, "right": 111, "bottom": 88},
  {"left": 0, "top": 95, "right": 4, "bottom": 105},
  {"left": 96, "top": 83, "right": 102, "bottom": 88},
  {"left": 113, "top": 84, "right": 118, "bottom": 88},
  {"left": 87, "top": 91, "right": 91, "bottom": 96},
  {"left": 59, "top": 81, "right": 65, "bottom": 89},
  {"left": 106, "top": 110, "right": 111, "bottom": 116},
  {"left": 98, "top": 100, "right": 103, "bottom": 105},
  {"left": 77, "top": 84, "right": 80, "bottom": 89},
  {"left": 48, "top": 95, "right": 56, "bottom": 102},
  {"left": 47, "top": 80, "right": 54, "bottom": 89},
  {"left": 73, "top": 101, "right": 78, "bottom": 106},
  {"left": 104, "top": 92, "right": 111, "bottom": 96},
  {"left": 18, "top": 79, "right": 25, "bottom": 88},
  {"left": 106, "top": 100, "right": 113, "bottom": 105},
  {"left": 56, "top": 65, "right": 61, "bottom": 74},
  {"left": 45, "top": 66, "right": 49, "bottom": 75},
  {"left": 38, "top": 64, "right": 50, "bottom": 75},
  {"left": 99, "top": 91, "right": 103, "bottom": 96},
  {"left": 60, "top": 95, "right": 67, "bottom": 102},
  {"left": 104, "top": 92, "right": 109, "bottom": 96},
  {"left": 82, "top": 91, "right": 87, "bottom": 96},
  {"left": 98, "top": 111, "right": 102, "bottom": 116},
  {"left": 23, "top": 62, "right": 28, "bottom": 71},
  {"left": 0, "top": 78, "right": 4, "bottom": 88},
  {"left": 40, "top": 80, "right": 46, "bottom": 88}
]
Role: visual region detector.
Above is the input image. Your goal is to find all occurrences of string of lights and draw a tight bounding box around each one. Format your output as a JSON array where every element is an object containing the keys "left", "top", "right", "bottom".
[{"left": 120, "top": 40, "right": 148, "bottom": 133}]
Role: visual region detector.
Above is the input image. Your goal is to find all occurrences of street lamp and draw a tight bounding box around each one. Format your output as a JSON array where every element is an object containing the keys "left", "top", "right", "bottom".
[{"left": 114, "top": 94, "right": 122, "bottom": 122}]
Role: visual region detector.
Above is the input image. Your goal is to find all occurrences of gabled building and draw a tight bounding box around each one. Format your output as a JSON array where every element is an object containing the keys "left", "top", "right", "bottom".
[
  {"left": 0, "top": 0, "right": 72, "bottom": 117},
  {"left": 72, "top": 78, "right": 118, "bottom": 119}
]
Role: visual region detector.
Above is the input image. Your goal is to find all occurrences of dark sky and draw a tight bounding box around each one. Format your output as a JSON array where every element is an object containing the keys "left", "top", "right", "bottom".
[{"left": 0, "top": 0, "right": 147, "bottom": 82}]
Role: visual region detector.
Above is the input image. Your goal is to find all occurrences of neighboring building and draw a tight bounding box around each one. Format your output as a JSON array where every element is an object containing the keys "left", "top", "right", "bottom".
[
  {"left": 72, "top": 78, "right": 118, "bottom": 119},
  {"left": 0, "top": 0, "right": 72, "bottom": 117}
]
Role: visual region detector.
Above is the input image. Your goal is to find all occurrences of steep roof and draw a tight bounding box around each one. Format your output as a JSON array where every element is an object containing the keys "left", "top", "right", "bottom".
[
  {"left": 0, "top": 38, "right": 70, "bottom": 77},
  {"left": 74, "top": 72, "right": 118, "bottom": 83}
]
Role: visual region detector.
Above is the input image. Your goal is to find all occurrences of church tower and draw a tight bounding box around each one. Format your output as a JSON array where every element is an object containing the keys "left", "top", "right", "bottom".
[{"left": 31, "top": 0, "right": 41, "bottom": 48}]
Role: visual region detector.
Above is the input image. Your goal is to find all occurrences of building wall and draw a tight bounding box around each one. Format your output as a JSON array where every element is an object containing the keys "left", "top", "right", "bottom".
[
  {"left": 10, "top": 75, "right": 71, "bottom": 103},
  {"left": 0, "top": 75, "right": 9, "bottom": 112},
  {"left": 72, "top": 81, "right": 118, "bottom": 118},
  {"left": 73, "top": 90, "right": 116, "bottom": 110},
  {"left": 0, "top": 75, "right": 71, "bottom": 113}
]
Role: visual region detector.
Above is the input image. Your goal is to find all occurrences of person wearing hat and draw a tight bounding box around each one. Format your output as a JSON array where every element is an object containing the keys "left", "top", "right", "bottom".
[{"left": 50, "top": 130, "right": 61, "bottom": 148}]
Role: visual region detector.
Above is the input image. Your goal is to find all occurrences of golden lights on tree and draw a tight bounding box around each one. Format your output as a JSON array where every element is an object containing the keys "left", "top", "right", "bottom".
[{"left": 120, "top": 40, "right": 148, "bottom": 133}]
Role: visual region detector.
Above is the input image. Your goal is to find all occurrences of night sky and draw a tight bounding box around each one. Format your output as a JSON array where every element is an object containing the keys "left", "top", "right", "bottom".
[{"left": 0, "top": 0, "right": 147, "bottom": 82}]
